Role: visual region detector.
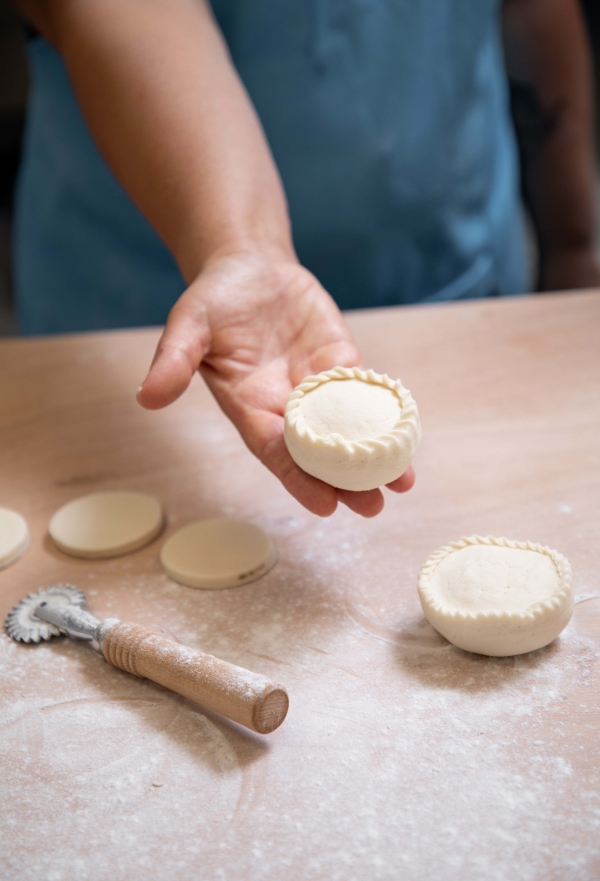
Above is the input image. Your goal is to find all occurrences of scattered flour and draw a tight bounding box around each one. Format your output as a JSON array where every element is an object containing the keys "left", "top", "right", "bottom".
[{"left": 0, "top": 511, "right": 599, "bottom": 881}]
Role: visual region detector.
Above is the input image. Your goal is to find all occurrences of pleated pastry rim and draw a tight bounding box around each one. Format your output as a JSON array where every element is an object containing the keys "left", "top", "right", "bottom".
[{"left": 417, "top": 535, "right": 573, "bottom": 623}]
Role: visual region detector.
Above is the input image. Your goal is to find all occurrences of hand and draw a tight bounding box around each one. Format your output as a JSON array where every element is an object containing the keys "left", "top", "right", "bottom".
[
  {"left": 137, "top": 249, "right": 415, "bottom": 517},
  {"left": 539, "top": 245, "right": 600, "bottom": 292}
]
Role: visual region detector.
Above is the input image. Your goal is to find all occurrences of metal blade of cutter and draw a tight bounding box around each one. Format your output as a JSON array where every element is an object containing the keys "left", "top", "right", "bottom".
[{"left": 5, "top": 584, "right": 87, "bottom": 643}]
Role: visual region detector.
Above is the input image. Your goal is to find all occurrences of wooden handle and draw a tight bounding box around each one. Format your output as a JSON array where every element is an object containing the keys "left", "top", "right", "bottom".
[{"left": 101, "top": 622, "right": 289, "bottom": 734}]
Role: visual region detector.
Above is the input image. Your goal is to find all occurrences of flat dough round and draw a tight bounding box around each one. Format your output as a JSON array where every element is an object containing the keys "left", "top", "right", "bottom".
[
  {"left": 0, "top": 507, "right": 30, "bottom": 569},
  {"left": 49, "top": 491, "right": 164, "bottom": 559},
  {"left": 418, "top": 536, "right": 574, "bottom": 657},
  {"left": 160, "top": 519, "right": 277, "bottom": 589},
  {"left": 284, "top": 366, "right": 421, "bottom": 491}
]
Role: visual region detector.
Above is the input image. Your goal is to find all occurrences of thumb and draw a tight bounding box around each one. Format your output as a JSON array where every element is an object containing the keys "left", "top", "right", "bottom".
[{"left": 137, "top": 284, "right": 211, "bottom": 410}]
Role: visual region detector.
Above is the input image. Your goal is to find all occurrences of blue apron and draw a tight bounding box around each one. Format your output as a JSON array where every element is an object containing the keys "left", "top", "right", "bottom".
[{"left": 14, "top": 0, "right": 529, "bottom": 334}]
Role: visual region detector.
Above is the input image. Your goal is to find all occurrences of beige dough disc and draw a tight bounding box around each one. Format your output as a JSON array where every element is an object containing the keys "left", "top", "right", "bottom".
[
  {"left": 417, "top": 536, "right": 574, "bottom": 657},
  {"left": 49, "top": 491, "right": 164, "bottom": 559},
  {"left": 0, "top": 507, "right": 30, "bottom": 569},
  {"left": 160, "top": 519, "right": 277, "bottom": 589},
  {"left": 284, "top": 366, "right": 421, "bottom": 491}
]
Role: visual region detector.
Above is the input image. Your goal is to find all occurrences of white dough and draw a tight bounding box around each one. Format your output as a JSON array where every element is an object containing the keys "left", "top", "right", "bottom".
[
  {"left": 49, "top": 491, "right": 164, "bottom": 559},
  {"left": 160, "top": 518, "right": 277, "bottom": 589},
  {"left": 284, "top": 366, "right": 421, "bottom": 491},
  {"left": 418, "top": 536, "right": 574, "bottom": 657},
  {"left": 0, "top": 507, "right": 30, "bottom": 569}
]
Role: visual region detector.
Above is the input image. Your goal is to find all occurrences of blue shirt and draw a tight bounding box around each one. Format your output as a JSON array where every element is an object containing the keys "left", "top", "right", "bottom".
[{"left": 14, "top": 1, "right": 529, "bottom": 334}]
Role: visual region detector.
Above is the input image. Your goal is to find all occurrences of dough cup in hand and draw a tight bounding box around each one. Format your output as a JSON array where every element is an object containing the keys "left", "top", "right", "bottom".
[
  {"left": 417, "top": 536, "right": 574, "bottom": 657},
  {"left": 284, "top": 367, "right": 421, "bottom": 492}
]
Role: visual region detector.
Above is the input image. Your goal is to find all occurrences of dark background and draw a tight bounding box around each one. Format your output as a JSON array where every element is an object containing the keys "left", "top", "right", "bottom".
[{"left": 1, "top": 0, "right": 599, "bottom": 337}]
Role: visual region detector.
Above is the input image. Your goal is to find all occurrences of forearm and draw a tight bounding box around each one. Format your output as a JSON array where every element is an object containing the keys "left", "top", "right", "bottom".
[
  {"left": 12, "top": 0, "right": 411, "bottom": 519},
  {"left": 15, "top": 0, "right": 294, "bottom": 281},
  {"left": 503, "top": 0, "right": 598, "bottom": 271}
]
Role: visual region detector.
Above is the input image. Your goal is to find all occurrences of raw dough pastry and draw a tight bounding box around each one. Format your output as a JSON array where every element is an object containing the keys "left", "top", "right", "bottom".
[
  {"left": 284, "top": 367, "right": 421, "bottom": 491},
  {"left": 417, "top": 536, "right": 573, "bottom": 656},
  {"left": 49, "top": 491, "right": 164, "bottom": 559},
  {"left": 160, "top": 518, "right": 277, "bottom": 589},
  {"left": 0, "top": 507, "right": 30, "bottom": 569}
]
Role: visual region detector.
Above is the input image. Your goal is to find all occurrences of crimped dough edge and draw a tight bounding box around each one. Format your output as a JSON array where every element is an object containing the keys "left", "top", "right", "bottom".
[
  {"left": 417, "top": 535, "right": 573, "bottom": 623},
  {"left": 284, "top": 366, "right": 421, "bottom": 460}
]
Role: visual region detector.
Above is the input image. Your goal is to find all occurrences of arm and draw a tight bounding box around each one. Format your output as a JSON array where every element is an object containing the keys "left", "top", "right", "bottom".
[
  {"left": 15, "top": 0, "right": 414, "bottom": 516},
  {"left": 15, "top": 0, "right": 295, "bottom": 286},
  {"left": 503, "top": 0, "right": 600, "bottom": 291}
]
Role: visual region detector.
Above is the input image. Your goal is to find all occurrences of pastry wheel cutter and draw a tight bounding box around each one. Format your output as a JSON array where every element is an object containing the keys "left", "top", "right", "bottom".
[{"left": 5, "top": 584, "right": 288, "bottom": 734}]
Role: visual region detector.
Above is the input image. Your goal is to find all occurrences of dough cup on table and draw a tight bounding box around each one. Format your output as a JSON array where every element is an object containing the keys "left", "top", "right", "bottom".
[
  {"left": 417, "top": 536, "right": 574, "bottom": 657},
  {"left": 284, "top": 367, "right": 421, "bottom": 492}
]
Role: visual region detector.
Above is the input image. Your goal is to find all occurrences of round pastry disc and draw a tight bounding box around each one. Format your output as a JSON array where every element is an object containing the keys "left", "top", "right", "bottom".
[
  {"left": 49, "top": 491, "right": 164, "bottom": 559},
  {"left": 0, "top": 507, "right": 30, "bottom": 569},
  {"left": 160, "top": 518, "right": 277, "bottom": 589}
]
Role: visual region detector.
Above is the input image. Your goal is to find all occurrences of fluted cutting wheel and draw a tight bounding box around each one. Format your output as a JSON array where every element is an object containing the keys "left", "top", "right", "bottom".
[{"left": 5, "top": 584, "right": 86, "bottom": 643}]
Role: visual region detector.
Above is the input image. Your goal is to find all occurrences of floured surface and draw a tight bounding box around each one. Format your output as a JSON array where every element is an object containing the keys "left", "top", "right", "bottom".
[
  {"left": 1, "top": 551, "right": 598, "bottom": 881},
  {"left": 1, "top": 293, "right": 600, "bottom": 880}
]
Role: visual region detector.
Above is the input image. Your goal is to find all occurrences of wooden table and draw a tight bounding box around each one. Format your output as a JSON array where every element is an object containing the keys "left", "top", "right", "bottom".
[{"left": 1, "top": 291, "right": 599, "bottom": 880}]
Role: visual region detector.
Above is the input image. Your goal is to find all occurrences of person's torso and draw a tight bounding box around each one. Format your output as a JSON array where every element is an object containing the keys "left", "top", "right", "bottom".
[
  {"left": 15, "top": 0, "right": 528, "bottom": 334},
  {"left": 211, "top": 0, "right": 527, "bottom": 307}
]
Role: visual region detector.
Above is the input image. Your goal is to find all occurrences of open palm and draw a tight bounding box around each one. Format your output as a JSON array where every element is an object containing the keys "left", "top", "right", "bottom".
[{"left": 138, "top": 251, "right": 415, "bottom": 516}]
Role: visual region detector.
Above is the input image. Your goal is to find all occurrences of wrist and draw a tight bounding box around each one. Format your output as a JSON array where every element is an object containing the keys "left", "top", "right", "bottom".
[
  {"left": 539, "top": 242, "right": 600, "bottom": 292},
  {"left": 172, "top": 197, "right": 296, "bottom": 282},
  {"left": 178, "top": 231, "right": 297, "bottom": 284}
]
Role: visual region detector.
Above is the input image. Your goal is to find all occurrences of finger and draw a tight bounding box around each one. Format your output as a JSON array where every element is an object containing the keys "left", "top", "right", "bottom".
[
  {"left": 227, "top": 393, "right": 388, "bottom": 517},
  {"left": 336, "top": 487, "right": 385, "bottom": 518},
  {"left": 201, "top": 366, "right": 339, "bottom": 516},
  {"left": 386, "top": 465, "right": 416, "bottom": 494},
  {"left": 137, "top": 287, "right": 211, "bottom": 410},
  {"left": 259, "top": 432, "right": 339, "bottom": 517}
]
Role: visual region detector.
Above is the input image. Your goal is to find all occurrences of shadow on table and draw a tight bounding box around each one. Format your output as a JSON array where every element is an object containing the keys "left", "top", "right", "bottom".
[{"left": 392, "top": 614, "right": 561, "bottom": 693}]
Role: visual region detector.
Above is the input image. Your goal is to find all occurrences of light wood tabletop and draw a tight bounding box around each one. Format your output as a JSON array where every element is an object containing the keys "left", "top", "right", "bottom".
[{"left": 1, "top": 291, "right": 599, "bottom": 880}]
